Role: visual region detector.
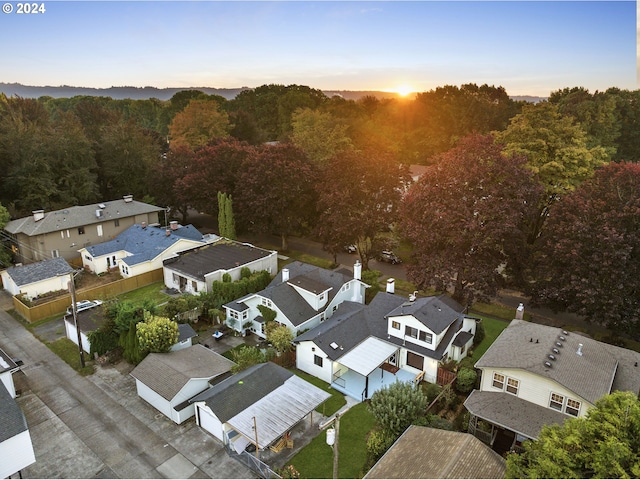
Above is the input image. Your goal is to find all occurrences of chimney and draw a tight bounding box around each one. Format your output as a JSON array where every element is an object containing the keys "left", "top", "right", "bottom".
[
  {"left": 577, "top": 343, "right": 583, "bottom": 356},
  {"left": 170, "top": 220, "right": 179, "bottom": 230},
  {"left": 515, "top": 303, "right": 525, "bottom": 320},
  {"left": 386, "top": 278, "right": 395, "bottom": 294},
  {"left": 32, "top": 210, "right": 45, "bottom": 222},
  {"left": 165, "top": 229, "right": 171, "bottom": 236},
  {"left": 123, "top": 195, "right": 133, "bottom": 203},
  {"left": 353, "top": 260, "right": 362, "bottom": 280},
  {"left": 282, "top": 268, "right": 289, "bottom": 282},
  {"left": 141, "top": 221, "right": 147, "bottom": 229}
]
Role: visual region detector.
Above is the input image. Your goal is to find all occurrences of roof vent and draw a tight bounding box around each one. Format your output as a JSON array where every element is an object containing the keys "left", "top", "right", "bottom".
[
  {"left": 544, "top": 361, "right": 552, "bottom": 368},
  {"left": 555, "top": 341, "right": 563, "bottom": 348},
  {"left": 98, "top": 203, "right": 106, "bottom": 209},
  {"left": 330, "top": 342, "right": 338, "bottom": 350},
  {"left": 559, "top": 335, "right": 566, "bottom": 342},
  {"left": 577, "top": 343, "right": 583, "bottom": 356},
  {"left": 552, "top": 348, "right": 560, "bottom": 354},
  {"left": 96, "top": 209, "right": 102, "bottom": 218},
  {"left": 548, "top": 354, "right": 556, "bottom": 361},
  {"left": 562, "top": 330, "right": 569, "bottom": 335},
  {"left": 123, "top": 195, "right": 133, "bottom": 203}
]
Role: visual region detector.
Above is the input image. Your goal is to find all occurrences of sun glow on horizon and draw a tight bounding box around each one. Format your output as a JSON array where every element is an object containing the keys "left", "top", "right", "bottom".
[{"left": 395, "top": 84, "right": 415, "bottom": 97}]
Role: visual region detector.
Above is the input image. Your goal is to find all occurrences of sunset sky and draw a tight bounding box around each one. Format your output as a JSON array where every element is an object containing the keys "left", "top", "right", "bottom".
[{"left": 1, "top": 1, "right": 635, "bottom": 97}]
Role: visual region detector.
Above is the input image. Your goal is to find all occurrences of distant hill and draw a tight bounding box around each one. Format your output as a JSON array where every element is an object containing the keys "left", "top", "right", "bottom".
[{"left": 0, "top": 82, "right": 546, "bottom": 103}]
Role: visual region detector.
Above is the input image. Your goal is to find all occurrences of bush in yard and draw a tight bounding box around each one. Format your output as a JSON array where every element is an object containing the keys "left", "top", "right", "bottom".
[
  {"left": 365, "top": 428, "right": 396, "bottom": 468},
  {"left": 455, "top": 367, "right": 478, "bottom": 394},
  {"left": 231, "top": 345, "right": 265, "bottom": 373},
  {"left": 267, "top": 323, "right": 294, "bottom": 353},
  {"left": 428, "top": 415, "right": 454, "bottom": 431},
  {"left": 136, "top": 313, "right": 179, "bottom": 353},
  {"left": 368, "top": 381, "right": 427, "bottom": 438},
  {"left": 453, "top": 410, "right": 470, "bottom": 432},
  {"left": 222, "top": 272, "right": 232, "bottom": 282},
  {"left": 240, "top": 266, "right": 251, "bottom": 279},
  {"left": 422, "top": 382, "right": 442, "bottom": 404},
  {"left": 87, "top": 317, "right": 118, "bottom": 356},
  {"left": 473, "top": 320, "right": 485, "bottom": 347}
]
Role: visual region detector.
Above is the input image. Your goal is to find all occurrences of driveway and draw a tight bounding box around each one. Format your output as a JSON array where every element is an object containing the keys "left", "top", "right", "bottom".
[{"left": 0, "top": 300, "right": 254, "bottom": 479}]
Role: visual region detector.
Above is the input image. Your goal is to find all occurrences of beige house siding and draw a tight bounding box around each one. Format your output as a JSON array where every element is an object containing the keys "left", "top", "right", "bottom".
[{"left": 480, "top": 367, "right": 592, "bottom": 418}]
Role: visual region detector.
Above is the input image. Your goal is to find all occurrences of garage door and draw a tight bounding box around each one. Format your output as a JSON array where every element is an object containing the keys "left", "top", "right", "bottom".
[{"left": 197, "top": 405, "right": 223, "bottom": 441}]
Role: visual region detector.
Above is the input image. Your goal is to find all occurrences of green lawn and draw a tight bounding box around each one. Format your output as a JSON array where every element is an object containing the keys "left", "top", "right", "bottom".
[
  {"left": 469, "top": 315, "right": 510, "bottom": 361},
  {"left": 117, "top": 281, "right": 170, "bottom": 307},
  {"left": 289, "top": 402, "right": 375, "bottom": 479},
  {"left": 48, "top": 338, "right": 95, "bottom": 376},
  {"left": 290, "top": 368, "right": 346, "bottom": 417}
]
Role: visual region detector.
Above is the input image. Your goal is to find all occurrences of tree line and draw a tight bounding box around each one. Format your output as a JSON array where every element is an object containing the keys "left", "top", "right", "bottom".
[{"left": 1, "top": 83, "right": 639, "bottom": 336}]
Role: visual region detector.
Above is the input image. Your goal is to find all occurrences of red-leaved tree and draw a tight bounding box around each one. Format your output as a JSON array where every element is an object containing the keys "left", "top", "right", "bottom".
[
  {"left": 399, "top": 134, "right": 542, "bottom": 304},
  {"left": 529, "top": 162, "right": 640, "bottom": 335}
]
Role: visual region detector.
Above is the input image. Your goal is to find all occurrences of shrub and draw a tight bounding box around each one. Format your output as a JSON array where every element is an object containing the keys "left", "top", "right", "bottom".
[
  {"left": 368, "top": 381, "right": 427, "bottom": 438},
  {"left": 366, "top": 428, "right": 396, "bottom": 467},
  {"left": 428, "top": 416, "right": 454, "bottom": 431},
  {"left": 240, "top": 266, "right": 252, "bottom": 279},
  {"left": 473, "top": 320, "right": 485, "bottom": 347},
  {"left": 422, "top": 382, "right": 442, "bottom": 404},
  {"left": 222, "top": 272, "right": 232, "bottom": 282},
  {"left": 453, "top": 410, "right": 470, "bottom": 432},
  {"left": 455, "top": 367, "right": 478, "bottom": 394},
  {"left": 231, "top": 345, "right": 265, "bottom": 373}
]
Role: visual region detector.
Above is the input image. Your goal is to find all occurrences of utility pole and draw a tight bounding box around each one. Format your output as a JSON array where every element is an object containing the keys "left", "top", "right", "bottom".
[
  {"left": 321, "top": 412, "right": 340, "bottom": 479},
  {"left": 68, "top": 272, "right": 85, "bottom": 368},
  {"left": 253, "top": 416, "right": 259, "bottom": 459}
]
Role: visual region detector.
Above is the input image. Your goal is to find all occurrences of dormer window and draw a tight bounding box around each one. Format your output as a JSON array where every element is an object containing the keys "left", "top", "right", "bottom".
[
  {"left": 391, "top": 321, "right": 400, "bottom": 330},
  {"left": 405, "top": 326, "right": 418, "bottom": 339},
  {"left": 419, "top": 331, "right": 433, "bottom": 343}
]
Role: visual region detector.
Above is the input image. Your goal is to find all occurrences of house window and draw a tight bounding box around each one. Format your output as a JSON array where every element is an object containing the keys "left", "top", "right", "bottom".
[
  {"left": 51, "top": 250, "right": 60, "bottom": 258},
  {"left": 419, "top": 331, "right": 433, "bottom": 343},
  {"left": 549, "top": 393, "right": 564, "bottom": 411},
  {"left": 192, "top": 281, "right": 198, "bottom": 292},
  {"left": 114, "top": 219, "right": 120, "bottom": 227},
  {"left": 261, "top": 298, "right": 272, "bottom": 308},
  {"left": 406, "top": 352, "right": 424, "bottom": 370},
  {"left": 242, "top": 311, "right": 248, "bottom": 320},
  {"left": 97, "top": 224, "right": 103, "bottom": 237},
  {"left": 60, "top": 231, "right": 64, "bottom": 239},
  {"left": 391, "top": 321, "right": 400, "bottom": 330},
  {"left": 405, "top": 326, "right": 418, "bottom": 339},
  {"left": 314, "top": 355, "right": 323, "bottom": 367},
  {"left": 78, "top": 226, "right": 85, "bottom": 235},
  {"left": 506, "top": 377, "right": 519, "bottom": 395},
  {"left": 492, "top": 373, "right": 505, "bottom": 389},
  {"left": 566, "top": 399, "right": 581, "bottom": 417}
]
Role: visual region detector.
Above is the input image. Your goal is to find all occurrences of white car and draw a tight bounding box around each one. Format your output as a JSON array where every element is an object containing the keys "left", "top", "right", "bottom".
[{"left": 66, "top": 300, "right": 103, "bottom": 315}]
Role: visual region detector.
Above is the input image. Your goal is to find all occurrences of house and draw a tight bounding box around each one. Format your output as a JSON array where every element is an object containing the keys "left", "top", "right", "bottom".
[
  {"left": 162, "top": 240, "right": 277, "bottom": 295},
  {"left": 190, "top": 362, "right": 330, "bottom": 454},
  {"left": 364, "top": 425, "right": 506, "bottom": 479},
  {"left": 79, "top": 222, "right": 205, "bottom": 278},
  {"left": 464, "top": 312, "right": 640, "bottom": 454},
  {"left": 130, "top": 344, "right": 235, "bottom": 424},
  {"left": 0, "top": 348, "right": 36, "bottom": 478},
  {"left": 294, "top": 286, "right": 478, "bottom": 401},
  {"left": 171, "top": 323, "right": 198, "bottom": 351},
  {"left": 1, "top": 257, "right": 74, "bottom": 300},
  {"left": 223, "top": 261, "right": 368, "bottom": 338},
  {"left": 3, "top": 195, "right": 165, "bottom": 264}
]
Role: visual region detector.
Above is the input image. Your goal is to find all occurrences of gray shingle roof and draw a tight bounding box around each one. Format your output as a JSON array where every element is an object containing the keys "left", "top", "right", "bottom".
[
  {"left": 0, "top": 381, "right": 28, "bottom": 443},
  {"left": 190, "top": 362, "right": 293, "bottom": 421},
  {"left": 177, "top": 323, "right": 197, "bottom": 343},
  {"left": 130, "top": 344, "right": 235, "bottom": 401},
  {"left": 386, "top": 295, "right": 462, "bottom": 334},
  {"left": 4, "top": 198, "right": 163, "bottom": 236},
  {"left": 475, "top": 320, "right": 619, "bottom": 404},
  {"left": 162, "top": 241, "right": 275, "bottom": 281},
  {"left": 4, "top": 257, "right": 73, "bottom": 287},
  {"left": 464, "top": 389, "right": 569, "bottom": 440},
  {"left": 85, "top": 224, "right": 203, "bottom": 265},
  {"left": 365, "top": 425, "right": 506, "bottom": 479}
]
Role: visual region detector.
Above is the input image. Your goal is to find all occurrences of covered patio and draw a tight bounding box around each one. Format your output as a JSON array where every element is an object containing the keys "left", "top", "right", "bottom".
[{"left": 330, "top": 337, "right": 418, "bottom": 400}]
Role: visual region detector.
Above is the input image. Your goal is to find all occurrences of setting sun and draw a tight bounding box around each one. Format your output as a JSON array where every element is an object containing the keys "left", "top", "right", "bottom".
[{"left": 395, "top": 85, "right": 414, "bottom": 97}]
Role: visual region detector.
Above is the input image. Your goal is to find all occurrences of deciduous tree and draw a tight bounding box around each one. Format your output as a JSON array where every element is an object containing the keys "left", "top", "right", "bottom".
[
  {"left": 506, "top": 391, "right": 640, "bottom": 479},
  {"left": 399, "top": 135, "right": 541, "bottom": 304},
  {"left": 368, "top": 381, "right": 427, "bottom": 438},
  {"left": 136, "top": 313, "right": 179, "bottom": 353},
  {"left": 290, "top": 108, "right": 352, "bottom": 165},
  {"left": 168, "top": 99, "right": 230, "bottom": 148},
  {"left": 235, "top": 143, "right": 318, "bottom": 250},
  {"left": 316, "top": 148, "right": 410, "bottom": 269},
  {"left": 529, "top": 162, "right": 640, "bottom": 335}
]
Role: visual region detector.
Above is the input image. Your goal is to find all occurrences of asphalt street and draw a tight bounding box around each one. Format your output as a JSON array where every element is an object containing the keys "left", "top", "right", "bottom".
[{"left": 0, "top": 292, "right": 254, "bottom": 479}]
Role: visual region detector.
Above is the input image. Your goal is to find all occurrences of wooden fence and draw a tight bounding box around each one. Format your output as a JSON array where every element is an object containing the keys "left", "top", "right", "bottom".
[{"left": 13, "top": 269, "right": 164, "bottom": 323}]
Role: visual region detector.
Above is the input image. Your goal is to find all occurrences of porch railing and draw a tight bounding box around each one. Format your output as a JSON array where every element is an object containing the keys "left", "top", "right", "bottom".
[{"left": 332, "top": 370, "right": 346, "bottom": 388}]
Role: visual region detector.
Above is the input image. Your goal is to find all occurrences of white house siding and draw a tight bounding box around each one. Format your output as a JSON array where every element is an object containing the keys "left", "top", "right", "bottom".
[
  {"left": 0, "top": 430, "right": 36, "bottom": 478},
  {"left": 400, "top": 348, "right": 439, "bottom": 384},
  {"left": 0, "top": 372, "right": 16, "bottom": 399},
  {"left": 296, "top": 341, "right": 332, "bottom": 383},
  {"left": 0, "top": 270, "right": 19, "bottom": 296},
  {"left": 170, "top": 380, "right": 212, "bottom": 424},
  {"left": 80, "top": 250, "right": 126, "bottom": 275},
  {"left": 204, "top": 253, "right": 277, "bottom": 288},
  {"left": 2, "top": 274, "right": 70, "bottom": 300},
  {"left": 64, "top": 318, "right": 91, "bottom": 353},
  {"left": 387, "top": 314, "right": 438, "bottom": 352},
  {"left": 162, "top": 269, "right": 206, "bottom": 294},
  {"left": 135, "top": 380, "right": 173, "bottom": 419},
  {"left": 479, "top": 368, "right": 592, "bottom": 418},
  {"left": 195, "top": 403, "right": 224, "bottom": 441}
]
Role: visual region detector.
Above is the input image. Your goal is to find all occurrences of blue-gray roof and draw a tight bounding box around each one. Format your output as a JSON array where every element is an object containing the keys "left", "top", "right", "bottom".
[
  {"left": 84, "top": 224, "right": 204, "bottom": 265},
  {"left": 4, "top": 257, "right": 73, "bottom": 287},
  {"left": 0, "top": 381, "right": 28, "bottom": 443},
  {"left": 178, "top": 323, "right": 197, "bottom": 342},
  {"left": 386, "top": 295, "right": 463, "bottom": 334}
]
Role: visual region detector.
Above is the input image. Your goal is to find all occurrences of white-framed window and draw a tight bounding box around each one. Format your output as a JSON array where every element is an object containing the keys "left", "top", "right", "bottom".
[
  {"left": 391, "top": 321, "right": 400, "bottom": 330},
  {"left": 97, "top": 224, "right": 103, "bottom": 237},
  {"left": 506, "top": 377, "right": 519, "bottom": 395},
  {"left": 261, "top": 298, "right": 272, "bottom": 308},
  {"left": 405, "top": 326, "right": 418, "bottom": 339},
  {"left": 419, "top": 331, "right": 433, "bottom": 343},
  {"left": 549, "top": 393, "right": 564, "bottom": 411},
  {"left": 566, "top": 398, "right": 581, "bottom": 417},
  {"left": 51, "top": 249, "right": 60, "bottom": 258},
  {"left": 492, "top": 373, "right": 505, "bottom": 389}
]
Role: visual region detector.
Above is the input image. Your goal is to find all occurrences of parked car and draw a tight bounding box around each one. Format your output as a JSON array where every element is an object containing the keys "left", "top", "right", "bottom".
[
  {"left": 378, "top": 250, "right": 402, "bottom": 264},
  {"left": 66, "top": 299, "right": 103, "bottom": 315},
  {"left": 344, "top": 244, "right": 357, "bottom": 254}
]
